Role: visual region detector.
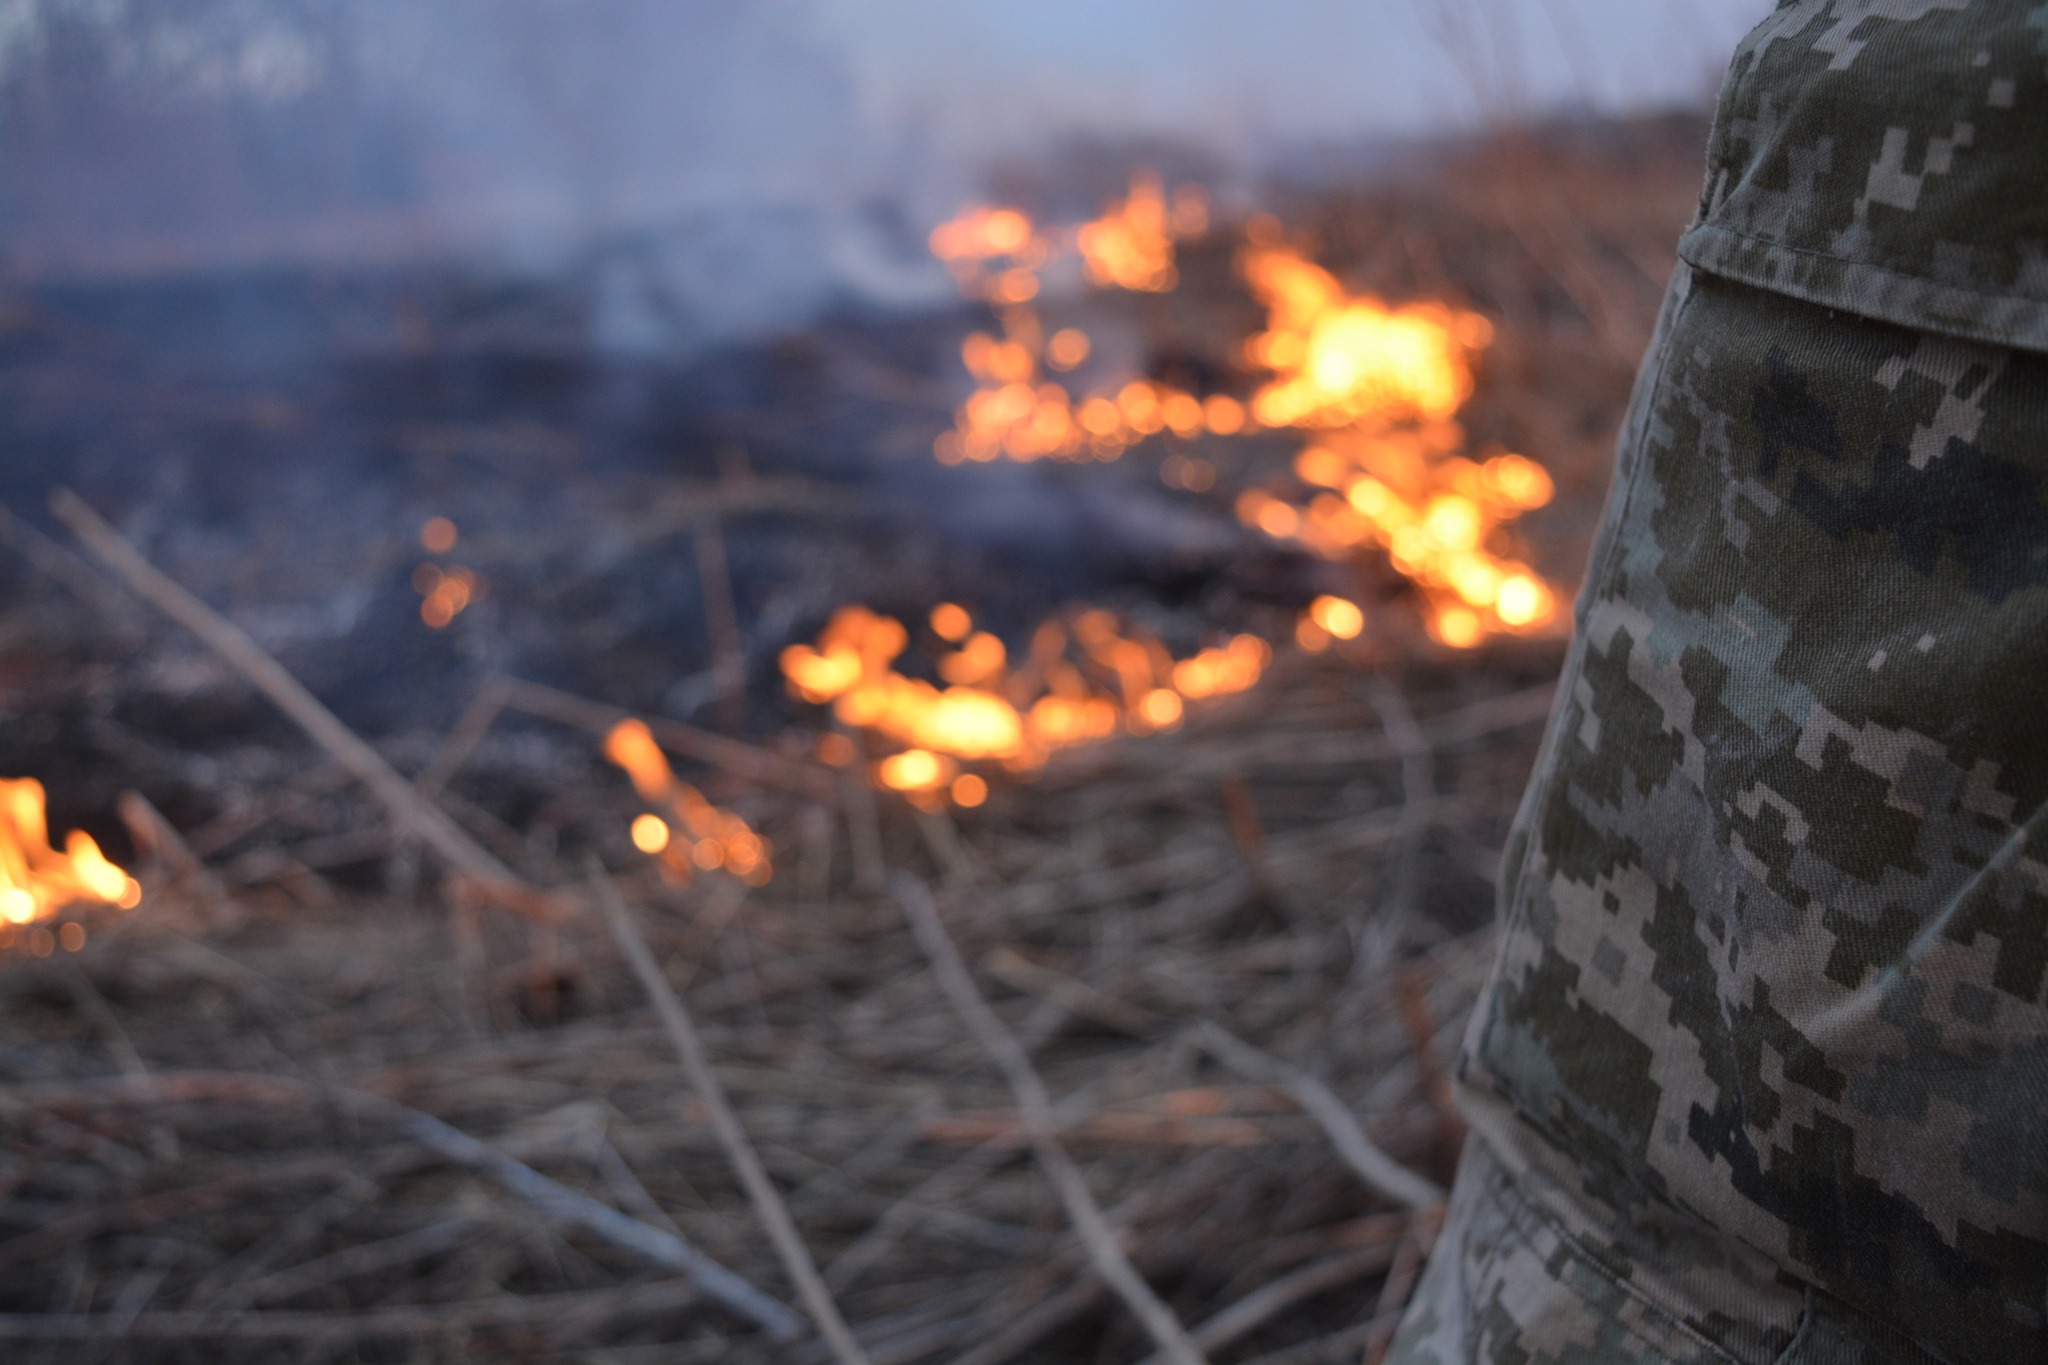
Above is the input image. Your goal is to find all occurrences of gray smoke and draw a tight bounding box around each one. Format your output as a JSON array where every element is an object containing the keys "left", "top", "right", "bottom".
[{"left": 0, "top": 0, "right": 1768, "bottom": 351}]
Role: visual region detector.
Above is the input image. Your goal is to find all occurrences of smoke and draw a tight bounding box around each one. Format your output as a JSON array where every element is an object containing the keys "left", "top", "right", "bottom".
[
  {"left": 0, "top": 0, "right": 1770, "bottom": 350},
  {"left": 0, "top": 0, "right": 943, "bottom": 347}
]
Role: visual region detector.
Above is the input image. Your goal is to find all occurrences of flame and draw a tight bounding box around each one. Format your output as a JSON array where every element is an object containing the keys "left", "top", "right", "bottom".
[
  {"left": 1077, "top": 172, "right": 1180, "bottom": 293},
  {"left": 930, "top": 206, "right": 1038, "bottom": 265},
  {"left": 1240, "top": 243, "right": 1491, "bottom": 430},
  {"left": 928, "top": 186, "right": 1565, "bottom": 645},
  {"left": 602, "top": 720, "right": 773, "bottom": 885},
  {"left": 0, "top": 778, "right": 140, "bottom": 949},
  {"left": 1231, "top": 238, "right": 1562, "bottom": 643},
  {"left": 930, "top": 174, "right": 1235, "bottom": 466},
  {"left": 1237, "top": 425, "right": 1561, "bottom": 641},
  {"left": 936, "top": 325, "right": 1227, "bottom": 465},
  {"left": 781, "top": 603, "right": 1268, "bottom": 802},
  {"left": 1295, "top": 595, "right": 1367, "bottom": 652}
]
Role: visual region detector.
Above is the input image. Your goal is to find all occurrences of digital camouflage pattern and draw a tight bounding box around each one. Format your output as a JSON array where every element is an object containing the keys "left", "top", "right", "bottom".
[
  {"left": 1681, "top": 0, "right": 2048, "bottom": 353},
  {"left": 1388, "top": 4, "right": 2048, "bottom": 1363}
]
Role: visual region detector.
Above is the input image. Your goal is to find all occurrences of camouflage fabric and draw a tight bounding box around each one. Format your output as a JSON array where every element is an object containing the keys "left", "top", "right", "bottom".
[
  {"left": 1388, "top": 5, "right": 2048, "bottom": 1362},
  {"left": 1681, "top": 0, "right": 2048, "bottom": 352}
]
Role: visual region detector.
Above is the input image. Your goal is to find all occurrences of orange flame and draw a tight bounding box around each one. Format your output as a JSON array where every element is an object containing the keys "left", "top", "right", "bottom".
[
  {"left": 1240, "top": 243, "right": 1491, "bottom": 430},
  {"left": 0, "top": 778, "right": 139, "bottom": 950},
  {"left": 931, "top": 174, "right": 1233, "bottom": 466},
  {"left": 602, "top": 720, "right": 773, "bottom": 885},
  {"left": 1230, "top": 238, "right": 1562, "bottom": 644},
  {"left": 781, "top": 604, "right": 1268, "bottom": 802},
  {"left": 937, "top": 322, "right": 1228, "bottom": 465},
  {"left": 1237, "top": 425, "right": 1560, "bottom": 642},
  {"left": 1077, "top": 172, "right": 1182, "bottom": 293},
  {"left": 928, "top": 187, "right": 1564, "bottom": 645}
]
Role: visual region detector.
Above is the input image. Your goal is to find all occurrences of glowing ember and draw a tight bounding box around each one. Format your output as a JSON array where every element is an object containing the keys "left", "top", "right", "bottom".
[
  {"left": 1045, "top": 328, "right": 1091, "bottom": 371},
  {"left": 602, "top": 720, "right": 772, "bottom": 885},
  {"left": 1295, "top": 595, "right": 1366, "bottom": 653},
  {"left": 781, "top": 603, "right": 1269, "bottom": 803},
  {"left": 414, "top": 563, "right": 482, "bottom": 629},
  {"left": 1314, "top": 596, "right": 1365, "bottom": 639},
  {"left": 0, "top": 778, "right": 139, "bottom": 948},
  {"left": 419, "top": 516, "right": 458, "bottom": 554},
  {"left": 629, "top": 813, "right": 671, "bottom": 854}
]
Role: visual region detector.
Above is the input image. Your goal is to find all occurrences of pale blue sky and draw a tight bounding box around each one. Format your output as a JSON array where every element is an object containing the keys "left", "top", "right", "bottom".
[
  {"left": 1, "top": 0, "right": 1777, "bottom": 310},
  {"left": 814, "top": 0, "right": 1775, "bottom": 156}
]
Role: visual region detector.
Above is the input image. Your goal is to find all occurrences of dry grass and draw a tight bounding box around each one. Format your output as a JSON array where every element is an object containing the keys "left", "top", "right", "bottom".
[
  {"left": 0, "top": 115, "right": 1705, "bottom": 1362},
  {"left": 0, "top": 638, "right": 1558, "bottom": 1363}
]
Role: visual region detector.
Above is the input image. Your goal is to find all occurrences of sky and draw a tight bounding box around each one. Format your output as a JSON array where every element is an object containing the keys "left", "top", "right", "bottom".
[{"left": 812, "top": 0, "right": 1775, "bottom": 156}]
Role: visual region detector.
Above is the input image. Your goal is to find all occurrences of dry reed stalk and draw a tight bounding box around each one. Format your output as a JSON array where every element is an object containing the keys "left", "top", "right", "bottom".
[
  {"left": 949, "top": 1278, "right": 1108, "bottom": 1365},
  {"left": 1368, "top": 679, "right": 1435, "bottom": 927},
  {"left": 115, "top": 788, "right": 235, "bottom": 928},
  {"left": 1364, "top": 1221, "right": 1434, "bottom": 1365},
  {"left": 11, "top": 1070, "right": 803, "bottom": 1338},
  {"left": 50, "top": 489, "right": 567, "bottom": 923},
  {"left": 693, "top": 519, "right": 749, "bottom": 735},
  {"left": 0, "top": 498, "right": 146, "bottom": 637},
  {"left": 412, "top": 674, "right": 514, "bottom": 802},
  {"left": 1192, "top": 1021, "right": 1445, "bottom": 1212},
  {"left": 1141, "top": 1235, "right": 1407, "bottom": 1365},
  {"left": 0, "top": 1280, "right": 705, "bottom": 1343},
  {"left": 1395, "top": 966, "right": 1469, "bottom": 1160},
  {"left": 981, "top": 945, "right": 1159, "bottom": 1036},
  {"left": 839, "top": 737, "right": 887, "bottom": 896},
  {"left": 892, "top": 872, "right": 1210, "bottom": 1365},
  {"left": 494, "top": 676, "right": 834, "bottom": 798},
  {"left": 590, "top": 866, "right": 871, "bottom": 1364}
]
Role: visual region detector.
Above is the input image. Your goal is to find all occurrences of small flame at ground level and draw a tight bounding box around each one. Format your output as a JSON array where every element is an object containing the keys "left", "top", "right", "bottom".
[
  {"left": 1075, "top": 173, "right": 1205, "bottom": 293},
  {"left": 781, "top": 604, "right": 1268, "bottom": 805},
  {"left": 1236, "top": 426, "right": 1560, "bottom": 645},
  {"left": 927, "top": 176, "right": 1229, "bottom": 466},
  {"left": 602, "top": 721, "right": 773, "bottom": 885},
  {"left": 0, "top": 778, "right": 140, "bottom": 951}
]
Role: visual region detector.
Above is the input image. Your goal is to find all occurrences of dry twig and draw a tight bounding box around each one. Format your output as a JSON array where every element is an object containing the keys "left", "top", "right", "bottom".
[
  {"left": 590, "top": 866, "right": 871, "bottom": 1365},
  {"left": 1192, "top": 1021, "right": 1445, "bottom": 1212},
  {"left": 50, "top": 489, "right": 564, "bottom": 921},
  {"left": 893, "top": 872, "right": 1209, "bottom": 1365},
  {"left": 11, "top": 1071, "right": 803, "bottom": 1339},
  {"left": 1142, "top": 1235, "right": 1406, "bottom": 1365}
]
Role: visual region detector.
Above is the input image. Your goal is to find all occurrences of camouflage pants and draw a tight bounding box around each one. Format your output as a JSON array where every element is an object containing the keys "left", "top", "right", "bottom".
[{"left": 1386, "top": 264, "right": 2048, "bottom": 1365}]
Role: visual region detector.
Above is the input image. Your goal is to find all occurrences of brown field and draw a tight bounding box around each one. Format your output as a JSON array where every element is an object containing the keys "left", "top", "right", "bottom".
[{"left": 0, "top": 112, "right": 1706, "bottom": 1362}]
